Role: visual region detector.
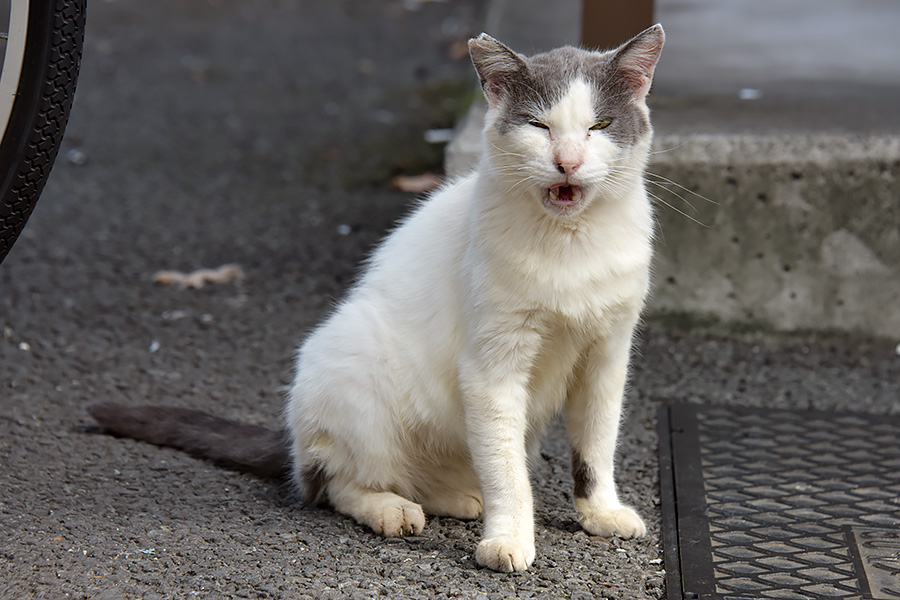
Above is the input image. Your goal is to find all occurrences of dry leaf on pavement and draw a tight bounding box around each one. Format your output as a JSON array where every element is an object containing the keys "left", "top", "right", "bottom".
[
  {"left": 153, "top": 264, "right": 244, "bottom": 289},
  {"left": 390, "top": 173, "right": 443, "bottom": 194}
]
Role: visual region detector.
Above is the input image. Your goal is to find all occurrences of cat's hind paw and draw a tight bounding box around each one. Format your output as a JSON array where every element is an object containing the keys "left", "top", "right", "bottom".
[
  {"left": 332, "top": 488, "right": 426, "bottom": 538},
  {"left": 578, "top": 505, "right": 646, "bottom": 539},
  {"left": 475, "top": 536, "right": 535, "bottom": 572},
  {"left": 371, "top": 497, "right": 426, "bottom": 537}
]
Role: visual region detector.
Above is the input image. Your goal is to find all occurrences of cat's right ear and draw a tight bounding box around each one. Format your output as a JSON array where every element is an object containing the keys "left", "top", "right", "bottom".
[{"left": 468, "top": 34, "right": 527, "bottom": 108}]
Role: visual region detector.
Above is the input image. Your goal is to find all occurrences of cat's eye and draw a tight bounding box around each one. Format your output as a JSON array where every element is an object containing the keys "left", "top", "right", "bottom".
[
  {"left": 590, "top": 120, "right": 612, "bottom": 131},
  {"left": 528, "top": 120, "right": 550, "bottom": 130}
]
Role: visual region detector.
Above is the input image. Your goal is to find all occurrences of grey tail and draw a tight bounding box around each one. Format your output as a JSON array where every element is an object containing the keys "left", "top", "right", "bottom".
[{"left": 88, "top": 403, "right": 291, "bottom": 480}]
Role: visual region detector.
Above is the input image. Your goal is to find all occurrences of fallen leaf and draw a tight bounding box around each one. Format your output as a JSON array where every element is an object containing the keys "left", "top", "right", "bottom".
[
  {"left": 153, "top": 264, "right": 244, "bottom": 289},
  {"left": 391, "top": 173, "right": 443, "bottom": 194}
]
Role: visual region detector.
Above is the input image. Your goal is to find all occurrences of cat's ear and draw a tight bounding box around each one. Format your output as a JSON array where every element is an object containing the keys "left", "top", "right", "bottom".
[
  {"left": 468, "top": 34, "right": 527, "bottom": 107},
  {"left": 610, "top": 24, "right": 665, "bottom": 101}
]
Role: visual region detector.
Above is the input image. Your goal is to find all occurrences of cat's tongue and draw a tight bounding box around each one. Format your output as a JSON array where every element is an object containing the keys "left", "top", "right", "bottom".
[{"left": 549, "top": 184, "right": 581, "bottom": 206}]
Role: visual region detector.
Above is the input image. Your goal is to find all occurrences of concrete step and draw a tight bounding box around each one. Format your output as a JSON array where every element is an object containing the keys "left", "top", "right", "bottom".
[{"left": 648, "top": 134, "right": 899, "bottom": 337}]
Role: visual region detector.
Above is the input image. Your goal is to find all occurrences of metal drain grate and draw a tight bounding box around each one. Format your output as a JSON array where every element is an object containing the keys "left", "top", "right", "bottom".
[{"left": 658, "top": 404, "right": 900, "bottom": 600}]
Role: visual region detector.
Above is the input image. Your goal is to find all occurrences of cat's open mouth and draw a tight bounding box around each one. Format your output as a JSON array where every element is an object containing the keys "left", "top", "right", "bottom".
[{"left": 546, "top": 184, "right": 584, "bottom": 211}]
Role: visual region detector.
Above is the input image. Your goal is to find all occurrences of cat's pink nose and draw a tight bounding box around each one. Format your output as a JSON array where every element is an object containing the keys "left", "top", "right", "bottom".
[
  {"left": 555, "top": 141, "right": 584, "bottom": 176},
  {"left": 556, "top": 160, "right": 581, "bottom": 176}
]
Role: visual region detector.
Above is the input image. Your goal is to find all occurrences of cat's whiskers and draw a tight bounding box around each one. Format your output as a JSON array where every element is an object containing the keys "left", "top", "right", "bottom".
[
  {"left": 646, "top": 189, "right": 709, "bottom": 228},
  {"left": 604, "top": 164, "right": 709, "bottom": 228},
  {"left": 489, "top": 142, "right": 529, "bottom": 160},
  {"left": 610, "top": 160, "right": 718, "bottom": 206},
  {"left": 627, "top": 168, "right": 718, "bottom": 209},
  {"left": 592, "top": 172, "right": 669, "bottom": 242},
  {"left": 648, "top": 140, "right": 690, "bottom": 156},
  {"left": 608, "top": 161, "right": 717, "bottom": 223},
  {"left": 487, "top": 159, "right": 544, "bottom": 179},
  {"left": 601, "top": 166, "right": 648, "bottom": 197},
  {"left": 483, "top": 160, "right": 545, "bottom": 197},
  {"left": 646, "top": 178, "right": 700, "bottom": 215},
  {"left": 501, "top": 175, "right": 543, "bottom": 197},
  {"left": 593, "top": 174, "right": 634, "bottom": 204},
  {"left": 645, "top": 172, "right": 718, "bottom": 207},
  {"left": 488, "top": 160, "right": 532, "bottom": 173},
  {"left": 488, "top": 164, "right": 536, "bottom": 181}
]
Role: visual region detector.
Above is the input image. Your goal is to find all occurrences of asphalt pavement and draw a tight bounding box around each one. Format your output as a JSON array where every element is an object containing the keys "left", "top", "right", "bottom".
[{"left": 1, "top": 1, "right": 898, "bottom": 599}]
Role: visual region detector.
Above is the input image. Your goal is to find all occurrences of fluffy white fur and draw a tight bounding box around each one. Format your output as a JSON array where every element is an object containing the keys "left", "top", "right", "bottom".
[{"left": 286, "top": 26, "right": 663, "bottom": 572}]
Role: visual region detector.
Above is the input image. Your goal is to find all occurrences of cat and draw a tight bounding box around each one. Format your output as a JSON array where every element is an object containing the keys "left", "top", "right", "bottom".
[{"left": 90, "top": 24, "right": 665, "bottom": 573}]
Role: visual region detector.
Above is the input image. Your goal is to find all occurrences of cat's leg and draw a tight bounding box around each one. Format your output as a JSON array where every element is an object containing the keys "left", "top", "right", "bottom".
[
  {"left": 327, "top": 476, "right": 426, "bottom": 537},
  {"left": 565, "top": 320, "right": 646, "bottom": 539},
  {"left": 459, "top": 312, "right": 543, "bottom": 572}
]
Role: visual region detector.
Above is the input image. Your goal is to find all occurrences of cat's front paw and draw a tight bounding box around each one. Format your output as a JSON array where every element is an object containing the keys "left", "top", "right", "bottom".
[
  {"left": 578, "top": 505, "right": 646, "bottom": 539},
  {"left": 475, "top": 535, "right": 535, "bottom": 572}
]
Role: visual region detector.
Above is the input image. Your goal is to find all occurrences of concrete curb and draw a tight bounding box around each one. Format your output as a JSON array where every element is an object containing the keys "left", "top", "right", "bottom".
[{"left": 648, "top": 134, "right": 900, "bottom": 337}]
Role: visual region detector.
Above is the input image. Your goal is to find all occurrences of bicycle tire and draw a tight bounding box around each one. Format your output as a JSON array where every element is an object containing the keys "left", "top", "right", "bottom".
[{"left": 0, "top": 0, "right": 86, "bottom": 265}]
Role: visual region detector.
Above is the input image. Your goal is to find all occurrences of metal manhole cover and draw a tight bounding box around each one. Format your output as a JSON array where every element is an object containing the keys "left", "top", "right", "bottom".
[{"left": 658, "top": 404, "right": 900, "bottom": 600}]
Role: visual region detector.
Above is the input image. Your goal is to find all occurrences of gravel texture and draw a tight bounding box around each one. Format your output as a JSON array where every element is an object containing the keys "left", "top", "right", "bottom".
[{"left": 1, "top": 1, "right": 898, "bottom": 599}]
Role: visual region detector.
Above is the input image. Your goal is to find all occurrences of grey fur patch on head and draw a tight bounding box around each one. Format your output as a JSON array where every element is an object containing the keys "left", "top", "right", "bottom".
[{"left": 469, "top": 25, "right": 665, "bottom": 143}]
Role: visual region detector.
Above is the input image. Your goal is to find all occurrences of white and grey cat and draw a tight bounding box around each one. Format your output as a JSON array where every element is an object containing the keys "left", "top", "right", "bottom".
[{"left": 91, "top": 25, "right": 665, "bottom": 572}]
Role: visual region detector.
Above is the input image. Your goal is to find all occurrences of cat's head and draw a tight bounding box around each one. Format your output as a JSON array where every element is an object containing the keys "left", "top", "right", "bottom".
[{"left": 468, "top": 25, "right": 664, "bottom": 220}]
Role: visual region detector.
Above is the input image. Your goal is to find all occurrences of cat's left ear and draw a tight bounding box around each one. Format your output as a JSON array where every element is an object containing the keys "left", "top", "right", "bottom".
[
  {"left": 468, "top": 33, "right": 528, "bottom": 108},
  {"left": 610, "top": 24, "right": 665, "bottom": 101}
]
